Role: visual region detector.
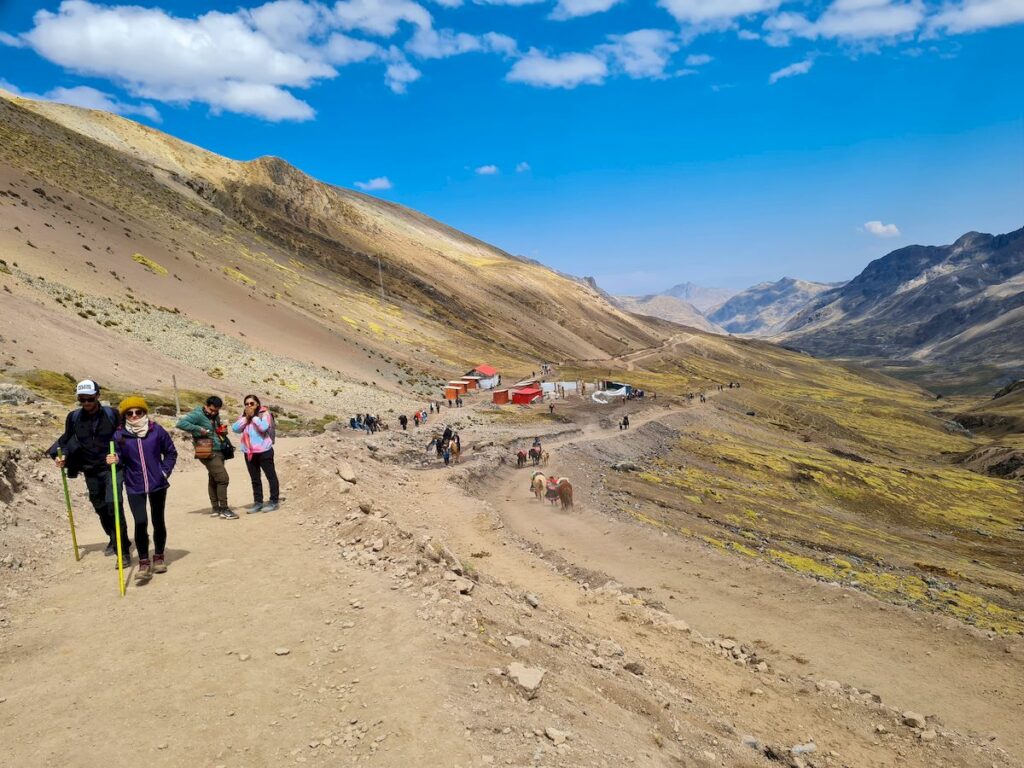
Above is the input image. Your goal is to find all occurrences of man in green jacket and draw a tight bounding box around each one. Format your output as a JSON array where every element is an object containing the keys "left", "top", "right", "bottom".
[{"left": 177, "top": 395, "right": 237, "bottom": 519}]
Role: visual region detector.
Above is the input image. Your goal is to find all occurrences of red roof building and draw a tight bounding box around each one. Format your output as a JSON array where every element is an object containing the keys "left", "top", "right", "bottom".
[{"left": 511, "top": 386, "right": 542, "bottom": 405}]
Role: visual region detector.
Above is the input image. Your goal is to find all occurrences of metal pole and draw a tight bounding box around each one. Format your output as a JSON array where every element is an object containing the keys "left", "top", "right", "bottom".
[{"left": 173, "top": 375, "right": 180, "bottom": 419}]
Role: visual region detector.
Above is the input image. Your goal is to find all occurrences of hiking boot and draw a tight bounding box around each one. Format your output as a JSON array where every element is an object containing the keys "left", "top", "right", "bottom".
[
  {"left": 153, "top": 554, "right": 167, "bottom": 574},
  {"left": 136, "top": 559, "right": 153, "bottom": 583},
  {"left": 261, "top": 501, "right": 279, "bottom": 513},
  {"left": 209, "top": 507, "right": 221, "bottom": 517},
  {"left": 104, "top": 543, "right": 116, "bottom": 556},
  {"left": 219, "top": 507, "right": 239, "bottom": 520},
  {"left": 247, "top": 502, "right": 264, "bottom": 514}
]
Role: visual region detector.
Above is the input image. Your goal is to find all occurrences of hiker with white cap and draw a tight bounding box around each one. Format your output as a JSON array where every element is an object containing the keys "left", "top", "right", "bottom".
[{"left": 48, "top": 379, "right": 132, "bottom": 565}]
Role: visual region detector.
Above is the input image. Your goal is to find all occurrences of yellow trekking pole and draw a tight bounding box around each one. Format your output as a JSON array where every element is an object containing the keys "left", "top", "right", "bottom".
[
  {"left": 109, "top": 441, "right": 126, "bottom": 597},
  {"left": 57, "top": 448, "right": 81, "bottom": 561}
]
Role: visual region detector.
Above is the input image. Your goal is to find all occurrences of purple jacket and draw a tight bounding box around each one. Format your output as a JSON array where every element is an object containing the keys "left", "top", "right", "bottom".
[{"left": 114, "top": 422, "right": 178, "bottom": 495}]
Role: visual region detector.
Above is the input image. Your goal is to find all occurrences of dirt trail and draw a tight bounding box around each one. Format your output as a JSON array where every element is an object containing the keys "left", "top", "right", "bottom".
[
  {"left": 485, "top": 409, "right": 1024, "bottom": 760},
  {"left": 0, "top": 439, "right": 475, "bottom": 767}
]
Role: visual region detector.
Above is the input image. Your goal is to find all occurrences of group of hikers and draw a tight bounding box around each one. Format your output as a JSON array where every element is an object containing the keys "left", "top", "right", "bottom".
[
  {"left": 350, "top": 413, "right": 386, "bottom": 433},
  {"left": 49, "top": 380, "right": 281, "bottom": 584}
]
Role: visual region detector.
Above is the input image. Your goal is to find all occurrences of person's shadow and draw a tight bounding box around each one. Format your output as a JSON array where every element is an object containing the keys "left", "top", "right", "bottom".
[{"left": 125, "top": 548, "right": 191, "bottom": 590}]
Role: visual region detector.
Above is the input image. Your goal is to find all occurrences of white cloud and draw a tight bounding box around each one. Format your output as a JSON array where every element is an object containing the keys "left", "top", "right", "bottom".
[
  {"left": 354, "top": 175, "right": 393, "bottom": 190},
  {"left": 407, "top": 27, "right": 517, "bottom": 58},
  {"left": 658, "top": 0, "right": 782, "bottom": 26},
  {"left": 325, "top": 32, "right": 383, "bottom": 63},
  {"left": 684, "top": 53, "right": 713, "bottom": 65},
  {"left": 384, "top": 46, "right": 422, "bottom": 92},
  {"left": 506, "top": 49, "right": 608, "bottom": 88},
  {"left": 736, "top": 28, "right": 762, "bottom": 39},
  {"left": 9, "top": 0, "right": 523, "bottom": 118},
  {"left": 332, "top": 0, "right": 433, "bottom": 36},
  {"left": 598, "top": 29, "right": 679, "bottom": 79},
  {"left": 475, "top": 164, "right": 499, "bottom": 174},
  {"left": 0, "top": 79, "right": 161, "bottom": 121},
  {"left": 768, "top": 57, "right": 813, "bottom": 82},
  {"left": 516, "top": 161, "right": 531, "bottom": 172},
  {"left": 475, "top": 0, "right": 546, "bottom": 5},
  {"left": 862, "top": 220, "right": 901, "bottom": 237},
  {"left": 0, "top": 31, "right": 25, "bottom": 48},
  {"left": 550, "top": 0, "right": 624, "bottom": 21},
  {"left": 929, "top": 0, "right": 1024, "bottom": 34},
  {"left": 764, "top": 0, "right": 925, "bottom": 45}
]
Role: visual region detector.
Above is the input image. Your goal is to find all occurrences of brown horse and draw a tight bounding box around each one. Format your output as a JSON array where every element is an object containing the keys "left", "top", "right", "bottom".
[
  {"left": 557, "top": 479, "right": 573, "bottom": 510},
  {"left": 531, "top": 472, "right": 546, "bottom": 501},
  {"left": 446, "top": 439, "right": 461, "bottom": 464},
  {"left": 528, "top": 447, "right": 542, "bottom": 466},
  {"left": 517, "top": 450, "right": 528, "bottom": 468}
]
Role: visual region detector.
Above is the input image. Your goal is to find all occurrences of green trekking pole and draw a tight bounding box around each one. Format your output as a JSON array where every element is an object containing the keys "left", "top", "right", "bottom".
[
  {"left": 110, "top": 442, "right": 126, "bottom": 597},
  {"left": 56, "top": 448, "right": 81, "bottom": 561}
]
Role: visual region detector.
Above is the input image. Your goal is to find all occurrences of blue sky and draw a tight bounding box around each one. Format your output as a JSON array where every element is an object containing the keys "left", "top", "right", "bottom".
[{"left": 1, "top": 0, "right": 1021, "bottom": 293}]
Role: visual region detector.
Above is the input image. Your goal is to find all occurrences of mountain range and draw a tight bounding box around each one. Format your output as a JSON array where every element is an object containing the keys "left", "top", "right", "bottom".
[{"left": 707, "top": 277, "right": 844, "bottom": 336}]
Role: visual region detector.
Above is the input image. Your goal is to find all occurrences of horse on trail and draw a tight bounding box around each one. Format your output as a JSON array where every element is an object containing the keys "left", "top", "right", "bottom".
[
  {"left": 517, "top": 450, "right": 528, "bottom": 468},
  {"left": 557, "top": 479, "right": 573, "bottom": 510},
  {"left": 531, "top": 472, "right": 546, "bottom": 501},
  {"left": 540, "top": 450, "right": 550, "bottom": 466},
  {"left": 445, "top": 439, "right": 461, "bottom": 464},
  {"left": 529, "top": 447, "right": 542, "bottom": 466}
]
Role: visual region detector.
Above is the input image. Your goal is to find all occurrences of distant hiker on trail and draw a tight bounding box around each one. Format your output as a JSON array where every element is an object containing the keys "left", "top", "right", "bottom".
[
  {"left": 622, "top": 415, "right": 630, "bottom": 430},
  {"left": 429, "top": 402, "right": 435, "bottom": 414},
  {"left": 110, "top": 397, "right": 177, "bottom": 582},
  {"left": 413, "top": 412, "right": 421, "bottom": 428},
  {"left": 49, "top": 379, "right": 131, "bottom": 565},
  {"left": 399, "top": 414, "right": 408, "bottom": 431},
  {"left": 232, "top": 394, "right": 279, "bottom": 514},
  {"left": 549, "top": 403, "right": 555, "bottom": 414},
  {"left": 177, "top": 395, "right": 236, "bottom": 520}
]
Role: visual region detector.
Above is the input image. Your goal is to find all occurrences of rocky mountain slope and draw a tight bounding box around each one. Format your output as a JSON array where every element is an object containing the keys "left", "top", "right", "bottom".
[
  {"left": 707, "top": 277, "right": 843, "bottom": 336},
  {"left": 613, "top": 293, "right": 724, "bottom": 333},
  {"left": 660, "top": 281, "right": 736, "bottom": 313},
  {"left": 0, "top": 89, "right": 663, "bottom": 411},
  {"left": 780, "top": 229, "right": 1024, "bottom": 392}
]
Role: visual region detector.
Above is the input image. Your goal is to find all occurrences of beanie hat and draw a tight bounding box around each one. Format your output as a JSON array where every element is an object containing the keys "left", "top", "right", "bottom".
[
  {"left": 118, "top": 396, "right": 149, "bottom": 415},
  {"left": 76, "top": 379, "right": 99, "bottom": 396}
]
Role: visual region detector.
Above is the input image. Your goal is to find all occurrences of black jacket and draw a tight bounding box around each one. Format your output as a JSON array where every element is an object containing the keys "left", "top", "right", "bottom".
[{"left": 49, "top": 406, "right": 120, "bottom": 477}]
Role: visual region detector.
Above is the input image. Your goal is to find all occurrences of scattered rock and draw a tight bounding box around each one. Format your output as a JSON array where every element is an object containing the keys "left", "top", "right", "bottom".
[
  {"left": 611, "top": 461, "right": 640, "bottom": 472},
  {"left": 791, "top": 741, "right": 816, "bottom": 755},
  {"left": 337, "top": 462, "right": 357, "bottom": 484},
  {"left": 506, "top": 635, "right": 531, "bottom": 650},
  {"left": 525, "top": 593, "right": 540, "bottom": 609},
  {"left": 274, "top": 647, "right": 291, "bottom": 656},
  {"left": 238, "top": 653, "right": 251, "bottom": 662},
  {"left": 902, "top": 711, "right": 927, "bottom": 729},
  {"left": 741, "top": 735, "right": 762, "bottom": 751},
  {"left": 920, "top": 729, "right": 937, "bottom": 742},
  {"left": 507, "top": 663, "right": 545, "bottom": 700},
  {"left": 544, "top": 727, "right": 568, "bottom": 746},
  {"left": 358, "top": 501, "right": 373, "bottom": 515}
]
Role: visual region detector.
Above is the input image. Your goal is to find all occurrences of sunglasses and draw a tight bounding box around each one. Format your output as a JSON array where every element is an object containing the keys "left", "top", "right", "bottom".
[
  {"left": 125, "top": 408, "right": 147, "bottom": 417},
  {"left": 78, "top": 397, "right": 97, "bottom": 404},
  {"left": 244, "top": 401, "right": 257, "bottom": 406}
]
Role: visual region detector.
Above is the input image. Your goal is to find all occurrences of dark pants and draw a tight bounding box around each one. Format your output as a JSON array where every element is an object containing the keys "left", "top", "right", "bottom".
[
  {"left": 199, "top": 452, "right": 230, "bottom": 509},
  {"left": 245, "top": 449, "right": 279, "bottom": 504},
  {"left": 127, "top": 488, "right": 167, "bottom": 561},
  {"left": 83, "top": 468, "right": 129, "bottom": 548}
]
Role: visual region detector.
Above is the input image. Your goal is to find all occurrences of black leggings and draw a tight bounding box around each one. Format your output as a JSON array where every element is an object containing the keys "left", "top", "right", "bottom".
[
  {"left": 127, "top": 488, "right": 167, "bottom": 561},
  {"left": 245, "top": 449, "right": 280, "bottom": 504}
]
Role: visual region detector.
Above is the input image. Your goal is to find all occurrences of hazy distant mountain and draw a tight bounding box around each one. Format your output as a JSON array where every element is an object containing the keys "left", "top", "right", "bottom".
[
  {"left": 615, "top": 294, "right": 725, "bottom": 333},
  {"left": 661, "top": 282, "right": 736, "bottom": 313},
  {"left": 708, "top": 278, "right": 844, "bottom": 336},
  {"left": 781, "top": 228, "right": 1024, "bottom": 390}
]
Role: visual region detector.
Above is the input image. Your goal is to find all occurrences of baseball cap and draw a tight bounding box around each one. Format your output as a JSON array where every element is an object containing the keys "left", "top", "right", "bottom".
[{"left": 76, "top": 379, "right": 99, "bottom": 397}]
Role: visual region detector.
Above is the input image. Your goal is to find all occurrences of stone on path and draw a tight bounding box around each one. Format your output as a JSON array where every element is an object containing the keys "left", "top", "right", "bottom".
[
  {"left": 337, "top": 462, "right": 357, "bottom": 484},
  {"left": 274, "top": 647, "right": 291, "bottom": 656},
  {"left": 507, "top": 662, "right": 545, "bottom": 700}
]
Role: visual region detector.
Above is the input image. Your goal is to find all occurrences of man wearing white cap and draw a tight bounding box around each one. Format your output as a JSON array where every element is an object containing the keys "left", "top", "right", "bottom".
[{"left": 49, "top": 379, "right": 131, "bottom": 564}]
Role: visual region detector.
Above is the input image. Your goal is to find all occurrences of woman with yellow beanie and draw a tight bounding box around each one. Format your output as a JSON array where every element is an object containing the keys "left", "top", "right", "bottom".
[{"left": 107, "top": 397, "right": 178, "bottom": 583}]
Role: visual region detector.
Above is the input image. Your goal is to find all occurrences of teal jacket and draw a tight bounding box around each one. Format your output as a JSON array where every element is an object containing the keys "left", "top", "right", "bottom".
[{"left": 176, "top": 406, "right": 227, "bottom": 451}]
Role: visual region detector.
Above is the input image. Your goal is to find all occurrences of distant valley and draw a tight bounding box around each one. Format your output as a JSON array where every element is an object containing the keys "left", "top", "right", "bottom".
[{"left": 613, "top": 228, "right": 1024, "bottom": 392}]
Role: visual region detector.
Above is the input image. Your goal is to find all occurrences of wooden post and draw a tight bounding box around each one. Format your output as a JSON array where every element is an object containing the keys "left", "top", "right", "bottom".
[{"left": 173, "top": 375, "right": 180, "bottom": 418}]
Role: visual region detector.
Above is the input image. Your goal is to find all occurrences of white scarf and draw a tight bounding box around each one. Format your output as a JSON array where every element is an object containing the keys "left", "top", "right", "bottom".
[{"left": 125, "top": 415, "right": 150, "bottom": 438}]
